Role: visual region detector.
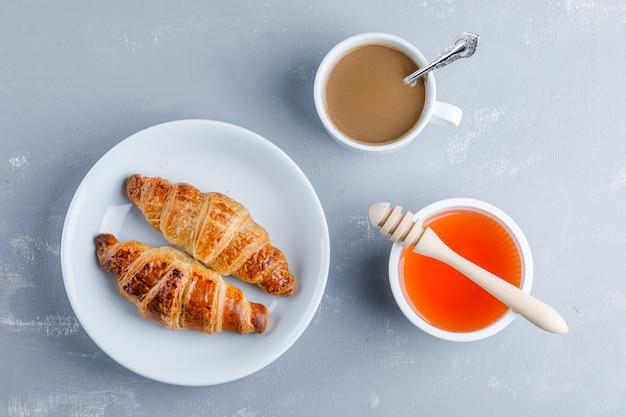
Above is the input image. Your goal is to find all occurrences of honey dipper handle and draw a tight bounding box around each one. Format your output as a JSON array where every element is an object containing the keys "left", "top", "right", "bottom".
[{"left": 415, "top": 228, "right": 569, "bottom": 334}]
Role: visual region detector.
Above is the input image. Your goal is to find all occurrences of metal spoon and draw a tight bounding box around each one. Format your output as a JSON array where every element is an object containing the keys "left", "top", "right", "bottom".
[{"left": 404, "top": 32, "right": 479, "bottom": 86}]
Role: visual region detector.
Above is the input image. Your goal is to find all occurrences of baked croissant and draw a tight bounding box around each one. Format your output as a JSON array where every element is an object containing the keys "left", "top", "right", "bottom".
[
  {"left": 95, "top": 233, "right": 269, "bottom": 335},
  {"left": 126, "top": 174, "right": 296, "bottom": 296}
]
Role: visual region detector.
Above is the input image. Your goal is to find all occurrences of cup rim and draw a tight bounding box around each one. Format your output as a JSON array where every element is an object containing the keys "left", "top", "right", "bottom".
[
  {"left": 314, "top": 32, "right": 437, "bottom": 154},
  {"left": 388, "top": 198, "right": 534, "bottom": 342}
]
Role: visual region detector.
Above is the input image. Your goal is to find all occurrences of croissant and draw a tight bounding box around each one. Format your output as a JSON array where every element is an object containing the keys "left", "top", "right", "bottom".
[
  {"left": 126, "top": 174, "right": 296, "bottom": 296},
  {"left": 94, "top": 233, "right": 269, "bottom": 335}
]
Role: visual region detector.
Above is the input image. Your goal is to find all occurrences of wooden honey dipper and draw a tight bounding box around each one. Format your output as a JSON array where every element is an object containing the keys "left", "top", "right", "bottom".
[{"left": 369, "top": 202, "right": 568, "bottom": 334}]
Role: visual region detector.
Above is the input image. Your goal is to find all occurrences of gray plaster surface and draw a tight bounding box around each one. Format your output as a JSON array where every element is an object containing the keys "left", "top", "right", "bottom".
[{"left": 1, "top": 1, "right": 625, "bottom": 416}]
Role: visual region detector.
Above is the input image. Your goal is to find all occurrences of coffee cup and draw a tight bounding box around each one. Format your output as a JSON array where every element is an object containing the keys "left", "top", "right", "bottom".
[{"left": 314, "top": 33, "right": 462, "bottom": 154}]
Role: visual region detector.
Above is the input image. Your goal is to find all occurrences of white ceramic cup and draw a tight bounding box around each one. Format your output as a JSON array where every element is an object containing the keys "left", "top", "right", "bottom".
[
  {"left": 314, "top": 33, "right": 463, "bottom": 154},
  {"left": 388, "top": 198, "right": 534, "bottom": 342}
]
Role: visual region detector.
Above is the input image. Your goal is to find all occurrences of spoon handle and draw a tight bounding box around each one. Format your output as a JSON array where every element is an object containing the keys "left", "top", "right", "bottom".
[
  {"left": 415, "top": 227, "right": 569, "bottom": 334},
  {"left": 404, "top": 32, "right": 479, "bottom": 85}
]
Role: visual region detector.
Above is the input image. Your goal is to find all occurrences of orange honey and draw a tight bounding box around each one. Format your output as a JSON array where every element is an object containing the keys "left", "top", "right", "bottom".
[{"left": 399, "top": 209, "right": 522, "bottom": 333}]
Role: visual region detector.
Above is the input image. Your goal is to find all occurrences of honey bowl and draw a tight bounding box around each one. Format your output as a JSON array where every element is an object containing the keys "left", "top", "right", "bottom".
[{"left": 387, "top": 198, "right": 533, "bottom": 342}]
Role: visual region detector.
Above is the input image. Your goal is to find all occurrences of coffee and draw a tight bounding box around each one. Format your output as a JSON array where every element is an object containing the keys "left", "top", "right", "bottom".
[{"left": 324, "top": 44, "right": 426, "bottom": 145}]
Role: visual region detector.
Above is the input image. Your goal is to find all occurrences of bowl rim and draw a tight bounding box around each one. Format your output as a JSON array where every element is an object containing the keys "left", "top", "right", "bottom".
[{"left": 388, "top": 198, "right": 534, "bottom": 342}]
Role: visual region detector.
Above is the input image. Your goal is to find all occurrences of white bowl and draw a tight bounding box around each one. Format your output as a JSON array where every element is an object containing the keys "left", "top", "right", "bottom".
[{"left": 388, "top": 198, "right": 533, "bottom": 342}]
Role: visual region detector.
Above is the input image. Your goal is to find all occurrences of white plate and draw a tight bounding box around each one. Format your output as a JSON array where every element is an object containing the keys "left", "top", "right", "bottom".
[{"left": 61, "top": 120, "right": 330, "bottom": 386}]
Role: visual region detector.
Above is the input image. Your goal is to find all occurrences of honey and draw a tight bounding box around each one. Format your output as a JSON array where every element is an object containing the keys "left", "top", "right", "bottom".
[{"left": 399, "top": 209, "right": 522, "bottom": 333}]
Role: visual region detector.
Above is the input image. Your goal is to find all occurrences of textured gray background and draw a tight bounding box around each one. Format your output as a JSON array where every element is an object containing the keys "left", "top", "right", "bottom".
[{"left": 1, "top": 1, "right": 625, "bottom": 416}]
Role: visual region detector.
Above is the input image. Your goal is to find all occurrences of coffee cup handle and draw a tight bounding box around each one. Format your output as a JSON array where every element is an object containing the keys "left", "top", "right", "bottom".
[{"left": 430, "top": 101, "right": 462, "bottom": 126}]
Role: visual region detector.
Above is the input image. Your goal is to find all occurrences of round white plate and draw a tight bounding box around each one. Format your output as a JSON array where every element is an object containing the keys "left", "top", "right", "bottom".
[{"left": 61, "top": 120, "right": 330, "bottom": 386}]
